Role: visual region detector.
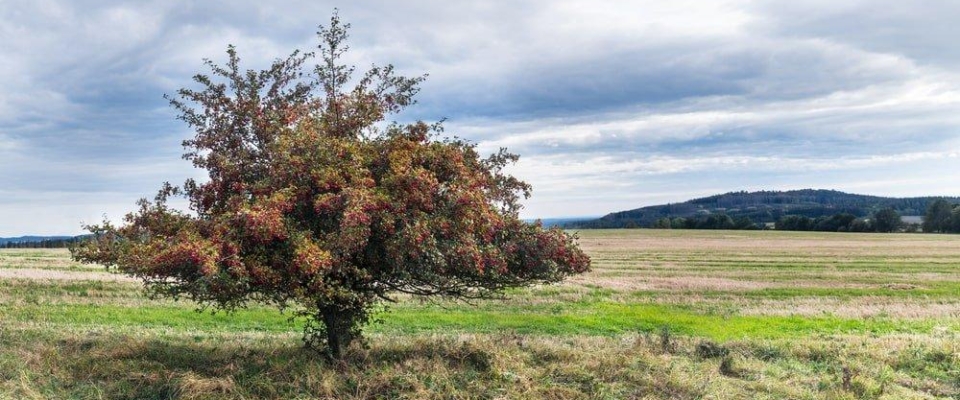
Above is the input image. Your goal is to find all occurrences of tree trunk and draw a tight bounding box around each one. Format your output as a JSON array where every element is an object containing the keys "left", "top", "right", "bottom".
[{"left": 322, "top": 308, "right": 355, "bottom": 359}]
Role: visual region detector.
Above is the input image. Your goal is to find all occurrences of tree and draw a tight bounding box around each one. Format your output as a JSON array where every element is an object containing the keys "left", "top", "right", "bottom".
[
  {"left": 653, "top": 218, "right": 671, "bottom": 229},
  {"left": 70, "top": 14, "right": 590, "bottom": 359},
  {"left": 872, "top": 208, "right": 901, "bottom": 233},
  {"left": 813, "top": 213, "right": 855, "bottom": 232},
  {"left": 733, "top": 216, "right": 758, "bottom": 230},
  {"left": 922, "top": 199, "right": 953, "bottom": 233},
  {"left": 776, "top": 215, "right": 814, "bottom": 231},
  {"left": 848, "top": 218, "right": 873, "bottom": 233},
  {"left": 716, "top": 214, "right": 735, "bottom": 229},
  {"left": 950, "top": 206, "right": 960, "bottom": 233},
  {"left": 695, "top": 214, "right": 734, "bottom": 229},
  {"left": 670, "top": 217, "right": 686, "bottom": 229}
]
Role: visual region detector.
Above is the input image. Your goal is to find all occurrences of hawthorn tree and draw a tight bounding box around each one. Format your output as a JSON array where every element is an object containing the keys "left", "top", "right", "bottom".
[{"left": 71, "top": 13, "right": 590, "bottom": 358}]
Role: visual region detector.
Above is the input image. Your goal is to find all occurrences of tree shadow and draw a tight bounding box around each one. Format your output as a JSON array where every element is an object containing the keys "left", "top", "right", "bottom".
[{"left": 57, "top": 334, "right": 495, "bottom": 399}]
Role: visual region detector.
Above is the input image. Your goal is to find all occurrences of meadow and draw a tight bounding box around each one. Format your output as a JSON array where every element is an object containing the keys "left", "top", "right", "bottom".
[{"left": 0, "top": 230, "right": 957, "bottom": 399}]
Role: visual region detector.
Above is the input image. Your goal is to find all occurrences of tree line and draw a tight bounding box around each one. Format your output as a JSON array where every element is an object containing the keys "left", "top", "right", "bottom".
[
  {"left": 0, "top": 238, "right": 81, "bottom": 248},
  {"left": 650, "top": 207, "right": 908, "bottom": 233},
  {"left": 774, "top": 208, "right": 905, "bottom": 233},
  {"left": 652, "top": 215, "right": 762, "bottom": 230},
  {"left": 920, "top": 199, "right": 960, "bottom": 233},
  {"left": 646, "top": 200, "right": 960, "bottom": 234}
]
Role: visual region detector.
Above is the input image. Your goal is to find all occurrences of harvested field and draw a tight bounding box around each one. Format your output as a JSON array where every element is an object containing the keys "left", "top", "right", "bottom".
[
  {"left": 0, "top": 268, "right": 138, "bottom": 282},
  {"left": 1, "top": 230, "right": 958, "bottom": 399}
]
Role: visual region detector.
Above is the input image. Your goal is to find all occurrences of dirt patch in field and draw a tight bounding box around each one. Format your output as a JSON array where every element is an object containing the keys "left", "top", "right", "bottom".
[
  {"left": 567, "top": 274, "right": 893, "bottom": 291},
  {"left": 568, "top": 276, "right": 778, "bottom": 291},
  {"left": 738, "top": 298, "right": 960, "bottom": 319},
  {"left": 0, "top": 268, "right": 138, "bottom": 282}
]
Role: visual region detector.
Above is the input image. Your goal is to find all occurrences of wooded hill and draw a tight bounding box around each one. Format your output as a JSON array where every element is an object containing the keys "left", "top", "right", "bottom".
[{"left": 569, "top": 189, "right": 960, "bottom": 229}]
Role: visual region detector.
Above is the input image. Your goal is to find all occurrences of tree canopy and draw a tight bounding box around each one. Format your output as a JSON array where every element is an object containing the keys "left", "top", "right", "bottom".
[
  {"left": 922, "top": 199, "right": 954, "bottom": 233},
  {"left": 872, "top": 207, "right": 902, "bottom": 233},
  {"left": 71, "top": 13, "right": 590, "bottom": 358}
]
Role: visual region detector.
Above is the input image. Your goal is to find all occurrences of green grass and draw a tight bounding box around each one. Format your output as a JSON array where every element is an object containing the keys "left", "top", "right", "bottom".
[
  {"left": 5, "top": 301, "right": 953, "bottom": 339},
  {"left": 383, "top": 302, "right": 955, "bottom": 338}
]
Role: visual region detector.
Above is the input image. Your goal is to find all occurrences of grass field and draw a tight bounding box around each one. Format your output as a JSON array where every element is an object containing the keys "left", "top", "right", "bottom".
[{"left": 1, "top": 230, "right": 957, "bottom": 399}]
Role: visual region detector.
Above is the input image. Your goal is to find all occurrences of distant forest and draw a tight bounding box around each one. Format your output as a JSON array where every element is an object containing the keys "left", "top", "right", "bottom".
[
  {"left": 0, "top": 236, "right": 82, "bottom": 249},
  {"left": 567, "top": 189, "right": 960, "bottom": 233}
]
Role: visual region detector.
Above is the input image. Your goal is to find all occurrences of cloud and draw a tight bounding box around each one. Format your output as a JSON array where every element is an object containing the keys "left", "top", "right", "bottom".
[
  {"left": 2, "top": 0, "right": 960, "bottom": 234},
  {"left": 748, "top": 0, "right": 960, "bottom": 69}
]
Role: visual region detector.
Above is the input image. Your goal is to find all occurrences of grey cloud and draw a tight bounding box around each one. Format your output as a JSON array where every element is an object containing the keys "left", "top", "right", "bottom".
[
  {"left": 3, "top": 0, "right": 960, "bottom": 233},
  {"left": 749, "top": 1, "right": 960, "bottom": 69}
]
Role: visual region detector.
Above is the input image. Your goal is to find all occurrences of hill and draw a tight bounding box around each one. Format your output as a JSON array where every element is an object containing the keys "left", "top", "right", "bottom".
[{"left": 569, "top": 189, "right": 960, "bottom": 228}]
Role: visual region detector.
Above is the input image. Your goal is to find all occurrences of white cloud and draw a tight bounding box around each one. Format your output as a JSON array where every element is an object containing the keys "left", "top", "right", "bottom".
[{"left": 3, "top": 0, "right": 960, "bottom": 234}]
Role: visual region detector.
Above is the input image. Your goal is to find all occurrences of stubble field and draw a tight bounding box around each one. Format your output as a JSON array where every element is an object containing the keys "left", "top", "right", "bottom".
[{"left": 0, "top": 230, "right": 957, "bottom": 399}]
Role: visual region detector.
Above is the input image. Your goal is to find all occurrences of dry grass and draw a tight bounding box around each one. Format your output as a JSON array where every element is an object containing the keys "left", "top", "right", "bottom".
[
  {"left": 566, "top": 230, "right": 960, "bottom": 320},
  {"left": 737, "top": 297, "right": 960, "bottom": 319},
  {"left": 0, "top": 249, "right": 97, "bottom": 271},
  {"left": 1, "top": 328, "right": 956, "bottom": 399},
  {"left": 0, "top": 230, "right": 958, "bottom": 398},
  {"left": 0, "top": 268, "right": 137, "bottom": 282}
]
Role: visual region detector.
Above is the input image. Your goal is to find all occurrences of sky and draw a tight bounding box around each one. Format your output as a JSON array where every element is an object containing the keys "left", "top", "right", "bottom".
[{"left": 2, "top": 0, "right": 960, "bottom": 236}]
